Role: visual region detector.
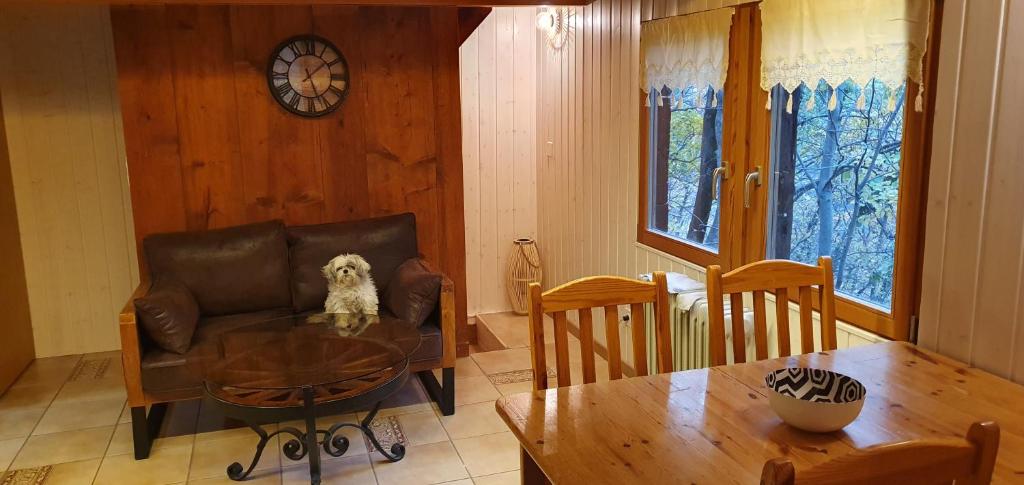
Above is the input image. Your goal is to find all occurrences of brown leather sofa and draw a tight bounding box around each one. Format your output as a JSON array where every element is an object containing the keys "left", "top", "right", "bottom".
[{"left": 118, "top": 213, "right": 456, "bottom": 460}]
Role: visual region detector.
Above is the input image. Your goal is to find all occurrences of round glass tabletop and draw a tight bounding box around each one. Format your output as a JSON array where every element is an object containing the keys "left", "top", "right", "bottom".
[{"left": 204, "top": 313, "right": 421, "bottom": 403}]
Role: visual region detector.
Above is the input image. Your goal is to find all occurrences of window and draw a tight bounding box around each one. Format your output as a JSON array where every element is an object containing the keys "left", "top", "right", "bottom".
[
  {"left": 638, "top": 8, "right": 735, "bottom": 268},
  {"left": 647, "top": 87, "right": 724, "bottom": 254},
  {"left": 767, "top": 80, "right": 907, "bottom": 311},
  {"left": 639, "top": 2, "right": 937, "bottom": 340}
]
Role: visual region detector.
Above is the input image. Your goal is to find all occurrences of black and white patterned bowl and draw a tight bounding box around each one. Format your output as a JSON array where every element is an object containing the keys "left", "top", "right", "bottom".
[{"left": 764, "top": 368, "right": 866, "bottom": 432}]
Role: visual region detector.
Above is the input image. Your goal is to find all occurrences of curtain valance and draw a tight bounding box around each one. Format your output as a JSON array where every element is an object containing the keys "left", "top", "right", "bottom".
[
  {"left": 759, "top": 0, "right": 931, "bottom": 111},
  {"left": 641, "top": 8, "right": 735, "bottom": 104}
]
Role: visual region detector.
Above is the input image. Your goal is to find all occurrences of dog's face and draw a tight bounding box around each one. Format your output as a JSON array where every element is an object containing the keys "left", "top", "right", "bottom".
[{"left": 322, "top": 254, "right": 371, "bottom": 288}]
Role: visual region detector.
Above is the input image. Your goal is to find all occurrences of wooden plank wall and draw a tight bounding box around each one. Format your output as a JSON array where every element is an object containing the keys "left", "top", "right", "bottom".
[
  {"left": 534, "top": 0, "right": 883, "bottom": 366},
  {"left": 0, "top": 5, "right": 139, "bottom": 357},
  {"left": 918, "top": 0, "right": 1024, "bottom": 383},
  {"left": 537, "top": 0, "right": 740, "bottom": 363},
  {"left": 0, "top": 95, "right": 35, "bottom": 389},
  {"left": 460, "top": 8, "right": 538, "bottom": 316},
  {"left": 110, "top": 5, "right": 470, "bottom": 348}
]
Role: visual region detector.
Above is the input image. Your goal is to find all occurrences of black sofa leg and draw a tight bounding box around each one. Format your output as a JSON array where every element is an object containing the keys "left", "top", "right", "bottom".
[
  {"left": 418, "top": 368, "right": 455, "bottom": 416},
  {"left": 131, "top": 402, "right": 168, "bottom": 460}
]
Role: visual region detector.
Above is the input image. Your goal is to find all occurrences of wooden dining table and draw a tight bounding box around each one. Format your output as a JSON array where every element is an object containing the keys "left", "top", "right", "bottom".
[{"left": 496, "top": 341, "right": 1024, "bottom": 484}]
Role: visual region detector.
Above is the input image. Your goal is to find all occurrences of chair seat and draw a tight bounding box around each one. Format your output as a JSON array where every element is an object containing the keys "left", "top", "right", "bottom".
[{"left": 140, "top": 309, "right": 441, "bottom": 394}]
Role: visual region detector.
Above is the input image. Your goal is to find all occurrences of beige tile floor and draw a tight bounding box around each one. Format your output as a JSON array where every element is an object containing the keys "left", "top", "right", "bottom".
[{"left": 0, "top": 315, "right": 604, "bottom": 485}]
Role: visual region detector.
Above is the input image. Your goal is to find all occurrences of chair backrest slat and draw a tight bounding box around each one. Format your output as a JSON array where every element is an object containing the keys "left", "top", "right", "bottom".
[
  {"left": 818, "top": 257, "right": 838, "bottom": 350},
  {"left": 729, "top": 293, "right": 746, "bottom": 364},
  {"left": 708, "top": 257, "right": 837, "bottom": 366},
  {"left": 552, "top": 311, "right": 571, "bottom": 387},
  {"left": 706, "top": 265, "right": 727, "bottom": 367},
  {"left": 629, "top": 303, "right": 648, "bottom": 377},
  {"left": 604, "top": 305, "right": 623, "bottom": 380},
  {"left": 774, "top": 287, "right": 791, "bottom": 357},
  {"left": 579, "top": 307, "right": 597, "bottom": 384},
  {"left": 798, "top": 286, "right": 814, "bottom": 354},
  {"left": 752, "top": 290, "right": 768, "bottom": 360},
  {"left": 528, "top": 272, "right": 671, "bottom": 390},
  {"left": 528, "top": 284, "right": 548, "bottom": 390},
  {"left": 761, "top": 421, "right": 1000, "bottom": 485}
]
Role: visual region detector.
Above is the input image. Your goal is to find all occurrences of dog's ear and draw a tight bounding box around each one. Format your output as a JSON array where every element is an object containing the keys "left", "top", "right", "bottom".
[
  {"left": 321, "top": 262, "right": 333, "bottom": 280},
  {"left": 356, "top": 256, "right": 371, "bottom": 277}
]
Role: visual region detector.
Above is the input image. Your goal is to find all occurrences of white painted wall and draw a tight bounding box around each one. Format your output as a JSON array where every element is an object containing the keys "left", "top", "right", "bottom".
[
  {"left": 0, "top": 5, "right": 138, "bottom": 357},
  {"left": 918, "top": 0, "right": 1024, "bottom": 383},
  {"left": 531, "top": 0, "right": 883, "bottom": 364},
  {"left": 460, "top": 8, "right": 539, "bottom": 316}
]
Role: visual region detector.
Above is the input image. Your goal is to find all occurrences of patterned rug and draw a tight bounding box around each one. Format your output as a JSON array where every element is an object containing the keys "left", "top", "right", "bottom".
[
  {"left": 365, "top": 416, "right": 406, "bottom": 451},
  {"left": 1, "top": 466, "right": 51, "bottom": 485},
  {"left": 67, "top": 357, "right": 111, "bottom": 382},
  {"left": 487, "top": 368, "right": 557, "bottom": 385}
]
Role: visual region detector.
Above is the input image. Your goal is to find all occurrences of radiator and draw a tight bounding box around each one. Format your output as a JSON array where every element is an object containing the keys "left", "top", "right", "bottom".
[{"left": 640, "top": 273, "right": 768, "bottom": 372}]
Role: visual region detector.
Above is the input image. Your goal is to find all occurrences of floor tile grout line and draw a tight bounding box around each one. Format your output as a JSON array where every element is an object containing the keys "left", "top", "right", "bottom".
[
  {"left": 4, "top": 353, "right": 85, "bottom": 475},
  {"left": 182, "top": 399, "right": 203, "bottom": 484}
]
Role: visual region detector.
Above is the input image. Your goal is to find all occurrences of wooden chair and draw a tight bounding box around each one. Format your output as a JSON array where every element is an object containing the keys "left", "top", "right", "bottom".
[
  {"left": 527, "top": 273, "right": 672, "bottom": 390},
  {"left": 706, "top": 256, "right": 837, "bottom": 366},
  {"left": 761, "top": 421, "right": 1000, "bottom": 485}
]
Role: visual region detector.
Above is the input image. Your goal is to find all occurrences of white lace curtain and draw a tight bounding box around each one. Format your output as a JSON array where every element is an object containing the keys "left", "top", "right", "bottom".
[
  {"left": 641, "top": 8, "right": 735, "bottom": 107},
  {"left": 759, "top": 0, "right": 931, "bottom": 112}
]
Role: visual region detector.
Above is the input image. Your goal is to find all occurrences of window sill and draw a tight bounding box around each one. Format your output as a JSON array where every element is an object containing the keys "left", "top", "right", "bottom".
[{"left": 636, "top": 229, "right": 720, "bottom": 269}]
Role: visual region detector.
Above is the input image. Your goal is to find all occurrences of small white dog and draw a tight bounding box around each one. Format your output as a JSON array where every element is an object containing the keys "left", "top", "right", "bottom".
[{"left": 322, "top": 254, "right": 378, "bottom": 315}]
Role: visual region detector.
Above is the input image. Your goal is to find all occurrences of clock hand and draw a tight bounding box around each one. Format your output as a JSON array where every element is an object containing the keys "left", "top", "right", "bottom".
[{"left": 302, "top": 62, "right": 328, "bottom": 83}]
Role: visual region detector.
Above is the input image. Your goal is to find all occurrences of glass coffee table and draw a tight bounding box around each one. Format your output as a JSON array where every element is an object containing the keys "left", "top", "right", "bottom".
[{"left": 203, "top": 313, "right": 421, "bottom": 484}]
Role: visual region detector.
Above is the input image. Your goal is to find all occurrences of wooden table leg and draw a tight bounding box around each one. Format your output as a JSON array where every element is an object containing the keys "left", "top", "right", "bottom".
[{"left": 521, "top": 446, "right": 550, "bottom": 485}]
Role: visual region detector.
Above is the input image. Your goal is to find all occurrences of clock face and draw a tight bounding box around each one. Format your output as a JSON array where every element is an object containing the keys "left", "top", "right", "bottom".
[{"left": 267, "top": 35, "right": 349, "bottom": 117}]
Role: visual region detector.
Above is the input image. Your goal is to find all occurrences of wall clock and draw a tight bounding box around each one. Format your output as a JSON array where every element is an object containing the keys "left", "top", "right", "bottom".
[{"left": 267, "top": 35, "right": 349, "bottom": 117}]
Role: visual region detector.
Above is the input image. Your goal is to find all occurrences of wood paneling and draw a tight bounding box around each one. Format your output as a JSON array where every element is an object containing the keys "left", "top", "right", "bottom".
[
  {"left": 534, "top": 0, "right": 885, "bottom": 367},
  {"left": 536, "top": 0, "right": 738, "bottom": 363},
  {"left": 460, "top": 8, "right": 538, "bottom": 315},
  {"left": 0, "top": 95, "right": 34, "bottom": 390},
  {"left": 919, "top": 0, "right": 1024, "bottom": 383},
  {"left": 0, "top": 5, "right": 139, "bottom": 357},
  {"left": 43, "top": 0, "right": 590, "bottom": 6},
  {"left": 111, "top": 5, "right": 470, "bottom": 349}
]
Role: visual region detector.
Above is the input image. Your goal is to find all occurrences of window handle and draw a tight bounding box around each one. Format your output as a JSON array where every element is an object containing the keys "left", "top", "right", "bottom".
[
  {"left": 744, "top": 165, "right": 762, "bottom": 209},
  {"left": 711, "top": 163, "right": 729, "bottom": 200}
]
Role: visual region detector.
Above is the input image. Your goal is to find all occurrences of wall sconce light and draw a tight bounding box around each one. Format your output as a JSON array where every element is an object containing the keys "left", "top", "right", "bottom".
[{"left": 537, "top": 6, "right": 571, "bottom": 50}]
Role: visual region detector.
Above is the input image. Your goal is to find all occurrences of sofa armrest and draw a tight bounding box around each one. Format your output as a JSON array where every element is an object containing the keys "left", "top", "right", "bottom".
[
  {"left": 119, "top": 279, "right": 151, "bottom": 407},
  {"left": 418, "top": 259, "right": 457, "bottom": 368}
]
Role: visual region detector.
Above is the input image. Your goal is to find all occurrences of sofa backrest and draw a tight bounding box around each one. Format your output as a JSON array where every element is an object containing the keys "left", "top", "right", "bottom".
[
  {"left": 143, "top": 220, "right": 292, "bottom": 316},
  {"left": 287, "top": 213, "right": 419, "bottom": 312}
]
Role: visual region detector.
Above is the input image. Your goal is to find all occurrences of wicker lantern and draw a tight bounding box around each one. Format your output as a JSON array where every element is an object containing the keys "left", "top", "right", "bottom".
[{"left": 505, "top": 238, "right": 543, "bottom": 315}]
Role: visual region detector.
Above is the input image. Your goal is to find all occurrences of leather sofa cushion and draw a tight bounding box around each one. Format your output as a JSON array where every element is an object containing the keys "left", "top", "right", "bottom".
[
  {"left": 287, "top": 213, "right": 419, "bottom": 312},
  {"left": 144, "top": 220, "right": 291, "bottom": 316},
  {"left": 135, "top": 279, "right": 199, "bottom": 354},
  {"left": 411, "top": 320, "right": 443, "bottom": 364},
  {"left": 140, "top": 308, "right": 294, "bottom": 392},
  {"left": 139, "top": 310, "right": 441, "bottom": 394},
  {"left": 384, "top": 258, "right": 442, "bottom": 327}
]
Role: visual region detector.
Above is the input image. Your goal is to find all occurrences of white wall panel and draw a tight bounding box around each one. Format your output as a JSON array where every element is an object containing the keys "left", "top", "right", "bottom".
[
  {"left": 0, "top": 5, "right": 138, "bottom": 357},
  {"left": 461, "top": 8, "right": 538, "bottom": 316},
  {"left": 919, "top": 0, "right": 1024, "bottom": 383},
  {"left": 534, "top": 0, "right": 883, "bottom": 364}
]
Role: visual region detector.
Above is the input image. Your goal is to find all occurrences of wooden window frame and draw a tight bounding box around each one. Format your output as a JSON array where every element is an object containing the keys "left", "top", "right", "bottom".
[
  {"left": 637, "top": 1, "right": 942, "bottom": 341},
  {"left": 637, "top": 6, "right": 751, "bottom": 271}
]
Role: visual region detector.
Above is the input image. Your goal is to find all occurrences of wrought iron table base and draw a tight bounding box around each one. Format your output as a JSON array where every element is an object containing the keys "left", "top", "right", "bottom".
[{"left": 227, "top": 387, "right": 405, "bottom": 484}]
